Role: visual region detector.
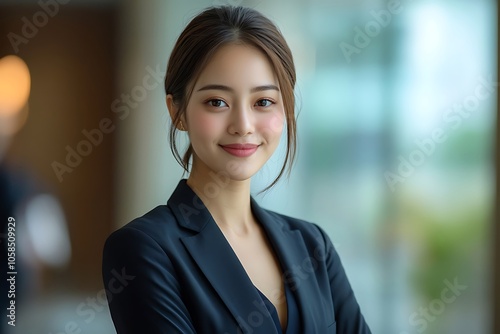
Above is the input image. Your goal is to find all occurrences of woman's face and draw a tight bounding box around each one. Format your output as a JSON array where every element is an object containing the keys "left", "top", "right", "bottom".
[{"left": 184, "top": 43, "right": 285, "bottom": 181}]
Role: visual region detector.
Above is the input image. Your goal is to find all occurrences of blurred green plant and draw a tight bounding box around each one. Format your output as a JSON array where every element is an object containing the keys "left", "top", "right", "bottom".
[{"left": 399, "top": 194, "right": 491, "bottom": 334}]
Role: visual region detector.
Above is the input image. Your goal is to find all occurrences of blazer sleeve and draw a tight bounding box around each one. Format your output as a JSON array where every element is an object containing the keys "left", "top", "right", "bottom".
[
  {"left": 102, "top": 226, "right": 197, "bottom": 334},
  {"left": 314, "top": 224, "right": 372, "bottom": 334}
]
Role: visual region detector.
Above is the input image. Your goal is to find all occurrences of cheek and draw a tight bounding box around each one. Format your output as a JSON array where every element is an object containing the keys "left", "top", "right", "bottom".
[
  {"left": 189, "top": 111, "right": 223, "bottom": 140},
  {"left": 258, "top": 111, "right": 285, "bottom": 141}
]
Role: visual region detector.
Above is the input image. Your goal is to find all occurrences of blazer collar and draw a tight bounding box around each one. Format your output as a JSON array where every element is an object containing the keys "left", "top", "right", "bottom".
[
  {"left": 167, "top": 179, "right": 212, "bottom": 232},
  {"left": 251, "top": 197, "right": 327, "bottom": 333},
  {"left": 167, "top": 179, "right": 325, "bottom": 333}
]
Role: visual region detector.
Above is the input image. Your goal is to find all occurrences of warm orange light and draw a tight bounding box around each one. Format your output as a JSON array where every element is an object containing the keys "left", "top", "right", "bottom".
[{"left": 0, "top": 55, "right": 31, "bottom": 116}]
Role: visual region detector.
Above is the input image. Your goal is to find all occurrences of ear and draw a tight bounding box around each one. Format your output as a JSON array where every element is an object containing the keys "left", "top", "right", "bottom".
[{"left": 166, "top": 94, "right": 185, "bottom": 131}]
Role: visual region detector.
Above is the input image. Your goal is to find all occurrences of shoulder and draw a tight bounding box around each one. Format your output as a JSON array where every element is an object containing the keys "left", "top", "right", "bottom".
[
  {"left": 103, "top": 204, "right": 184, "bottom": 254},
  {"left": 260, "top": 207, "right": 331, "bottom": 248}
]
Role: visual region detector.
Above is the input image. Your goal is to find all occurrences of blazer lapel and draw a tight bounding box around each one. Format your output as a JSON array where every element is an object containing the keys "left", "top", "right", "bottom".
[
  {"left": 167, "top": 180, "right": 278, "bottom": 334},
  {"left": 251, "top": 197, "right": 326, "bottom": 333}
]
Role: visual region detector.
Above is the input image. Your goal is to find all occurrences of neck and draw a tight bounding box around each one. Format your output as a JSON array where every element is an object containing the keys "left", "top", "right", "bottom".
[{"left": 186, "top": 163, "right": 256, "bottom": 236}]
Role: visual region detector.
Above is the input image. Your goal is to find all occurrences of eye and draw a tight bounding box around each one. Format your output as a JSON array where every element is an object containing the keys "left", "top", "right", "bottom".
[
  {"left": 207, "top": 99, "right": 228, "bottom": 108},
  {"left": 255, "top": 99, "right": 274, "bottom": 107}
]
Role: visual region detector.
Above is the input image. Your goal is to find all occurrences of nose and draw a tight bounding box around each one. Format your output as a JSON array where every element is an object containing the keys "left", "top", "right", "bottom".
[{"left": 227, "top": 103, "right": 254, "bottom": 136}]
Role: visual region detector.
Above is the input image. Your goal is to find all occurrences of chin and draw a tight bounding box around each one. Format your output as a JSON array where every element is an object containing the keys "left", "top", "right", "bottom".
[
  {"left": 206, "top": 161, "right": 261, "bottom": 182},
  {"left": 192, "top": 150, "right": 269, "bottom": 181},
  {"left": 220, "top": 165, "right": 259, "bottom": 181},
  {"left": 228, "top": 171, "right": 256, "bottom": 181}
]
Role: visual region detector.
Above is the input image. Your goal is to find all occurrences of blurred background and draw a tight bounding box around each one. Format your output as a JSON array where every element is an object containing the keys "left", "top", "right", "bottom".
[{"left": 0, "top": 0, "right": 498, "bottom": 333}]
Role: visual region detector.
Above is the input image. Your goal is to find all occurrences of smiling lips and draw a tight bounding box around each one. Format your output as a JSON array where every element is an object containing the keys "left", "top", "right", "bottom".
[{"left": 220, "top": 143, "right": 259, "bottom": 157}]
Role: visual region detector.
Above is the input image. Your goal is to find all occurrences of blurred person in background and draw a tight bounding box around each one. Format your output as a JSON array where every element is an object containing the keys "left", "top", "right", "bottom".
[{"left": 0, "top": 54, "right": 71, "bottom": 333}]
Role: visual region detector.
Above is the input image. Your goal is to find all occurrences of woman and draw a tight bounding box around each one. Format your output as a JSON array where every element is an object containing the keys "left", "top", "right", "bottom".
[{"left": 102, "top": 5, "right": 371, "bottom": 334}]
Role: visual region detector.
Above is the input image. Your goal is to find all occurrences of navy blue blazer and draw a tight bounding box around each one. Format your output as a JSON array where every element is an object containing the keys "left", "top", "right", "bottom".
[{"left": 102, "top": 180, "right": 371, "bottom": 334}]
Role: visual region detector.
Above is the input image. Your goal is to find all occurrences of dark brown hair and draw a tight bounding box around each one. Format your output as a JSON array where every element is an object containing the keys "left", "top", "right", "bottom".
[{"left": 165, "top": 5, "right": 296, "bottom": 191}]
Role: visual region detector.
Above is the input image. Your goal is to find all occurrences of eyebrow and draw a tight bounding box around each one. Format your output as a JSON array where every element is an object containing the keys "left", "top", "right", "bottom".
[{"left": 196, "top": 84, "right": 280, "bottom": 93}]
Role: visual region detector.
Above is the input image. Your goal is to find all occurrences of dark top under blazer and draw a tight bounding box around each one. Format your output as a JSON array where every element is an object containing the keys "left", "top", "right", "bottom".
[{"left": 102, "top": 180, "right": 371, "bottom": 334}]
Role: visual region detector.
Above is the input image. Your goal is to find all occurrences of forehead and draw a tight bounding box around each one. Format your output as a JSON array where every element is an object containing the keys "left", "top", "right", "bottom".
[{"left": 193, "top": 43, "right": 278, "bottom": 89}]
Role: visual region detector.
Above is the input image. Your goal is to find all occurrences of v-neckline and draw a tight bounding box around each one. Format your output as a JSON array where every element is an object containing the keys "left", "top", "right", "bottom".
[
  {"left": 217, "top": 210, "right": 290, "bottom": 332},
  {"left": 255, "top": 284, "right": 290, "bottom": 333}
]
